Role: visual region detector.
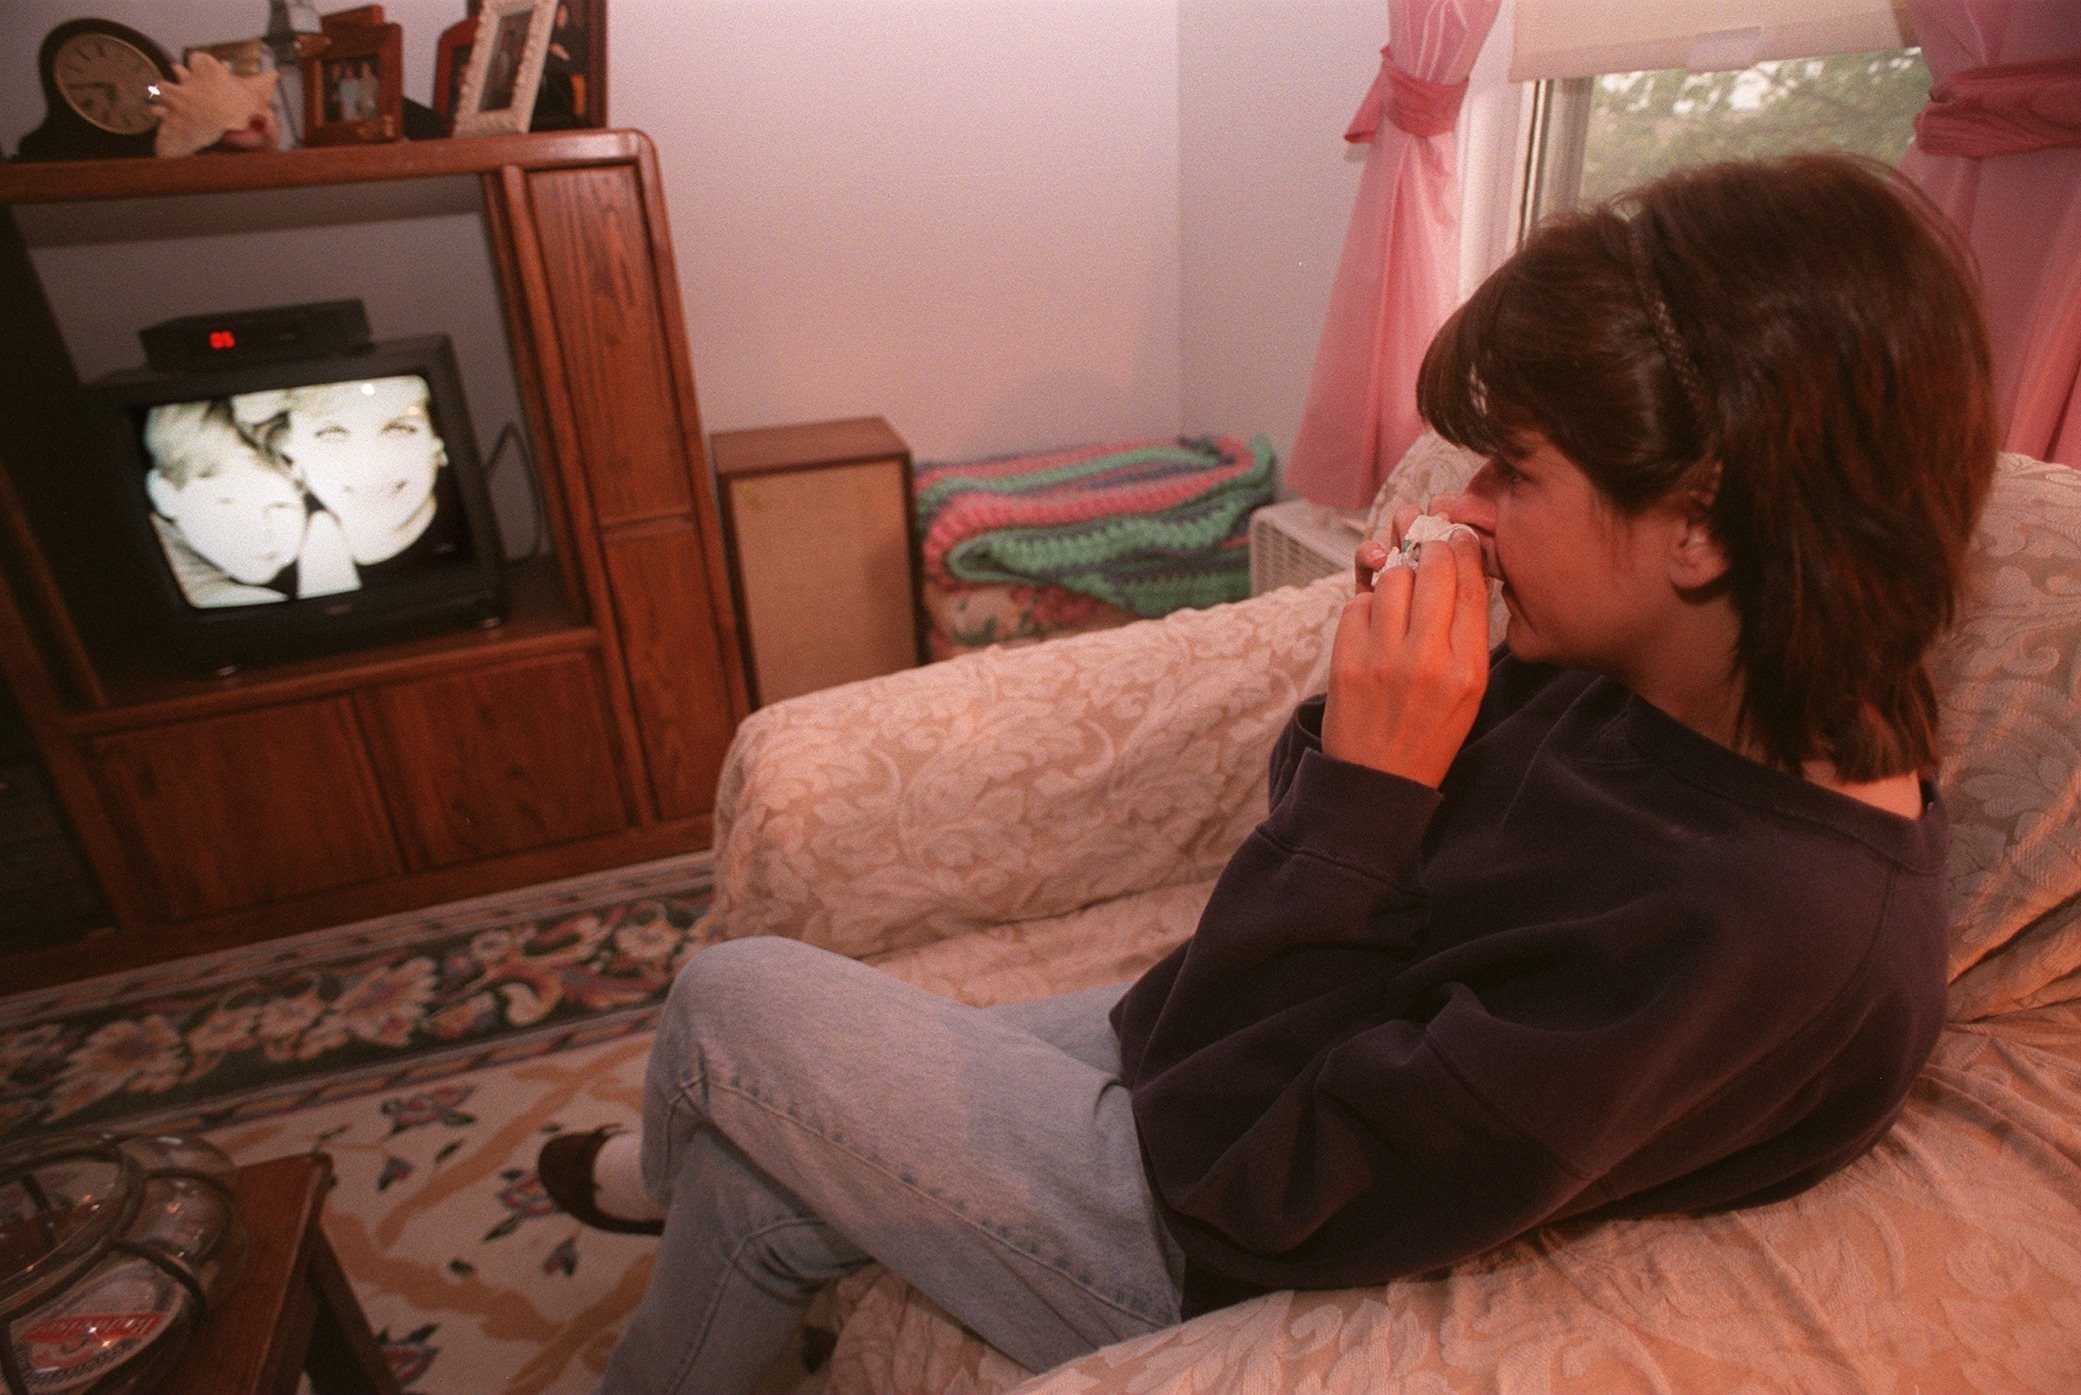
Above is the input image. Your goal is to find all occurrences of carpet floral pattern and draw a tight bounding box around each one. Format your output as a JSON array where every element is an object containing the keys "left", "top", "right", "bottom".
[
  {"left": 206, "top": 1031, "right": 672, "bottom": 1395},
  {"left": 201, "top": 1029, "right": 828, "bottom": 1394},
  {"left": 0, "top": 853, "right": 824, "bottom": 1395},
  {"left": 0, "top": 853, "right": 714, "bottom": 1144}
]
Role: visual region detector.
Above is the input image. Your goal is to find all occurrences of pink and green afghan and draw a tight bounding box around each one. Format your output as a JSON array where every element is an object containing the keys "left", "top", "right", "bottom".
[{"left": 914, "top": 435, "right": 1276, "bottom": 618}]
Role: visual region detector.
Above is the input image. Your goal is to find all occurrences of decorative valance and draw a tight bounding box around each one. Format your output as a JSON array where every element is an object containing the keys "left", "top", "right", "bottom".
[{"left": 1511, "top": 0, "right": 1914, "bottom": 79}]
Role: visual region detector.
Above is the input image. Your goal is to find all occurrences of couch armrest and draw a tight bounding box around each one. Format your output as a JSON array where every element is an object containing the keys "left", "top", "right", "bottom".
[{"left": 700, "top": 575, "right": 1346, "bottom": 963}]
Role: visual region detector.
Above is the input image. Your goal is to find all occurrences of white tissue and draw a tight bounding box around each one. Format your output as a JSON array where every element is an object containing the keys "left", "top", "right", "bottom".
[{"left": 1376, "top": 514, "right": 1479, "bottom": 573}]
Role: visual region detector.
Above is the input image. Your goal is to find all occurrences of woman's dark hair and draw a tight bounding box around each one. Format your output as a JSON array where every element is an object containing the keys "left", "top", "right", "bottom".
[{"left": 1418, "top": 153, "right": 1998, "bottom": 780}]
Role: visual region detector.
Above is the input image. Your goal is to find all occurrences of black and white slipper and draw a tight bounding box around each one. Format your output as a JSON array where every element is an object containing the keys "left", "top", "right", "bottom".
[{"left": 536, "top": 1127, "right": 666, "bottom": 1236}]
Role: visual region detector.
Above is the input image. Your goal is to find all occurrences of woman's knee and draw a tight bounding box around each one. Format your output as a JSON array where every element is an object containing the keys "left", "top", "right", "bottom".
[
  {"left": 647, "top": 937, "right": 825, "bottom": 1128},
  {"left": 679, "top": 933, "right": 830, "bottom": 991},
  {"left": 664, "top": 935, "right": 830, "bottom": 1043}
]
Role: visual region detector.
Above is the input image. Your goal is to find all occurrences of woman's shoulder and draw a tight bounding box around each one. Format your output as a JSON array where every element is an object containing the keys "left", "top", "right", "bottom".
[
  {"left": 1459, "top": 663, "right": 1950, "bottom": 967},
  {"left": 1607, "top": 691, "right": 1951, "bottom": 878}
]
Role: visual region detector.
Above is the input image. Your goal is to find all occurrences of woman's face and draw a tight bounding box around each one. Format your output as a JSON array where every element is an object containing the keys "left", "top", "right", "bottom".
[
  {"left": 1440, "top": 435, "right": 1691, "bottom": 682},
  {"left": 156, "top": 453, "right": 308, "bottom": 584},
  {"left": 279, "top": 376, "right": 442, "bottom": 556}
]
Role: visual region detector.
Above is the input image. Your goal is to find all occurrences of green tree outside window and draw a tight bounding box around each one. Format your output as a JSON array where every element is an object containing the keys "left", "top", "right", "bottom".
[{"left": 1579, "top": 48, "right": 1931, "bottom": 205}]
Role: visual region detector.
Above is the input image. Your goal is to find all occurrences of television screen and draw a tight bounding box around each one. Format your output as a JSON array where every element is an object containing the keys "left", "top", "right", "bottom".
[
  {"left": 140, "top": 371, "right": 476, "bottom": 609},
  {"left": 86, "top": 336, "right": 505, "bottom": 673}
]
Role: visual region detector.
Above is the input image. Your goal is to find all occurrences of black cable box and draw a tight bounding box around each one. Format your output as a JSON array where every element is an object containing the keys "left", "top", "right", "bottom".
[{"left": 138, "top": 299, "right": 372, "bottom": 372}]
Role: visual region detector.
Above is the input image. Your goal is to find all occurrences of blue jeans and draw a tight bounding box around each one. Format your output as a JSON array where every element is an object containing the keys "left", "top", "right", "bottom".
[{"left": 597, "top": 936, "right": 1186, "bottom": 1394}]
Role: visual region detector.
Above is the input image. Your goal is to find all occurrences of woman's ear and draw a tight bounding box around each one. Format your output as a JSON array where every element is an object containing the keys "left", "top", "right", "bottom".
[
  {"left": 1668, "top": 510, "right": 1730, "bottom": 589},
  {"left": 1666, "top": 464, "right": 1729, "bottom": 590}
]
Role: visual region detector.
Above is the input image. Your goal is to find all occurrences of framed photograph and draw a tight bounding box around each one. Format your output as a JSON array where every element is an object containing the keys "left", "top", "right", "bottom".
[
  {"left": 434, "top": 1, "right": 605, "bottom": 135},
  {"left": 431, "top": 12, "right": 478, "bottom": 130},
  {"left": 301, "top": 21, "right": 403, "bottom": 144},
  {"left": 320, "top": 5, "right": 387, "bottom": 32},
  {"left": 539, "top": 0, "right": 606, "bottom": 130},
  {"left": 452, "top": 0, "right": 557, "bottom": 138}
]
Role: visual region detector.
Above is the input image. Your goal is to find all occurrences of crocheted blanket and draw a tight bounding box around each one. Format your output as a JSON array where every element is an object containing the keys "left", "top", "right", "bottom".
[{"left": 913, "top": 435, "right": 1277, "bottom": 618}]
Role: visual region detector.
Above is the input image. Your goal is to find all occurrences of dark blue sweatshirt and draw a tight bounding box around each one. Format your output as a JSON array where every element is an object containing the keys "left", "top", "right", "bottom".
[{"left": 1112, "top": 658, "right": 1949, "bottom": 1317}]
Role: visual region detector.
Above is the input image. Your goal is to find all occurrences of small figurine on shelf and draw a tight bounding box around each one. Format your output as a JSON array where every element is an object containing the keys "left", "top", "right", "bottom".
[
  {"left": 148, "top": 51, "right": 282, "bottom": 157},
  {"left": 263, "top": 0, "right": 329, "bottom": 144}
]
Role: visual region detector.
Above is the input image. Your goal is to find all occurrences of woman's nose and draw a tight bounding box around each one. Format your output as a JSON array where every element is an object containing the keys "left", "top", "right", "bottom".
[{"left": 1433, "top": 485, "right": 1497, "bottom": 535}]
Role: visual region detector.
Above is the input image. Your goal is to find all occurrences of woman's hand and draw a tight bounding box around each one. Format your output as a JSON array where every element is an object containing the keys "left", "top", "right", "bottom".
[{"left": 1322, "top": 528, "right": 1491, "bottom": 788}]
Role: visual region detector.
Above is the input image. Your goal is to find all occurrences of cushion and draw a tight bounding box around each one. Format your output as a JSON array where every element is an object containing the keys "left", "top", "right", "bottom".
[{"left": 1930, "top": 454, "right": 2081, "bottom": 1018}]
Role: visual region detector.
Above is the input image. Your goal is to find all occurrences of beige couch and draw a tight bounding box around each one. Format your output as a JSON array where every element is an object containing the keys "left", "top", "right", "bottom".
[{"left": 698, "top": 434, "right": 2081, "bottom": 1393}]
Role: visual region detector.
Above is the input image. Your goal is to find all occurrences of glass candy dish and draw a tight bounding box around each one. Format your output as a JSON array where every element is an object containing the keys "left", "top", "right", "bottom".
[{"left": 0, "top": 1133, "right": 241, "bottom": 1395}]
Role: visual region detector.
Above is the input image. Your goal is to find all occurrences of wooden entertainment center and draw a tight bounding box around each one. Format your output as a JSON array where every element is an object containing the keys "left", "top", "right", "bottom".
[{"left": 0, "top": 131, "right": 750, "bottom": 987}]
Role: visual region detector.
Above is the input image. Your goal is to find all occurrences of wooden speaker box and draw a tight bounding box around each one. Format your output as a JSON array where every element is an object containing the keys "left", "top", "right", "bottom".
[{"left": 710, "top": 417, "right": 925, "bottom": 705}]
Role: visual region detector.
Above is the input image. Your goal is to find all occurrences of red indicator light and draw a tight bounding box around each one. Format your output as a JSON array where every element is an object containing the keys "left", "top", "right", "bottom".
[{"left": 209, "top": 330, "right": 236, "bottom": 350}]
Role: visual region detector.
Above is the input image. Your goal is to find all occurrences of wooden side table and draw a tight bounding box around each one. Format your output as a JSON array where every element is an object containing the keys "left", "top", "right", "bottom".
[{"left": 161, "top": 1153, "right": 401, "bottom": 1395}]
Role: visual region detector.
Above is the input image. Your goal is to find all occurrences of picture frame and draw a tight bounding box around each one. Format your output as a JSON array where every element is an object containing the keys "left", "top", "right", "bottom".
[
  {"left": 452, "top": 0, "right": 557, "bottom": 139},
  {"left": 539, "top": 0, "right": 607, "bottom": 130},
  {"left": 431, "top": 12, "right": 477, "bottom": 130},
  {"left": 319, "top": 5, "right": 387, "bottom": 32},
  {"left": 300, "top": 21, "right": 403, "bottom": 144},
  {"left": 434, "top": 1, "right": 606, "bottom": 136}
]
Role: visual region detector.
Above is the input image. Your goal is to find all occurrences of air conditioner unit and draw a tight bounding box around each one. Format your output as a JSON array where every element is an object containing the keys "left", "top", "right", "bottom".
[{"left": 1249, "top": 497, "right": 1366, "bottom": 595}]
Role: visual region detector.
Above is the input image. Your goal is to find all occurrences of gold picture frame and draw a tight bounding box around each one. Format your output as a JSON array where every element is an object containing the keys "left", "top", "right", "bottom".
[
  {"left": 452, "top": 0, "right": 557, "bottom": 138},
  {"left": 300, "top": 21, "right": 403, "bottom": 145}
]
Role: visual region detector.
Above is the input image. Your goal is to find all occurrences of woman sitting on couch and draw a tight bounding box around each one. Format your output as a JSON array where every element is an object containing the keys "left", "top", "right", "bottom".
[{"left": 541, "top": 152, "right": 1997, "bottom": 1394}]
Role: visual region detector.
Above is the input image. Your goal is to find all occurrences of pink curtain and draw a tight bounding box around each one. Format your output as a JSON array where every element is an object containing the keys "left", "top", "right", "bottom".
[
  {"left": 1284, "top": 0, "right": 1503, "bottom": 510},
  {"left": 1899, "top": 0, "right": 2081, "bottom": 466}
]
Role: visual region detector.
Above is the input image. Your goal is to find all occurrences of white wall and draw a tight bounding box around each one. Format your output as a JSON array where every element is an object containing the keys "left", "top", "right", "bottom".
[
  {"left": 1179, "top": 0, "right": 1526, "bottom": 471},
  {"left": 1178, "top": 1, "right": 1379, "bottom": 466},
  {"left": 3, "top": 1, "right": 1523, "bottom": 468},
  {"left": 615, "top": 0, "right": 1182, "bottom": 460}
]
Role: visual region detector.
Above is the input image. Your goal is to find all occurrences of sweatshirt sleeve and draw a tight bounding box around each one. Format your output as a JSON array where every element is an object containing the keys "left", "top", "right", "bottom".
[
  {"left": 1110, "top": 697, "right": 1558, "bottom": 1293},
  {"left": 1112, "top": 680, "right": 1938, "bottom": 1311},
  {"left": 1117, "top": 697, "right": 1442, "bottom": 1066},
  {"left": 1110, "top": 703, "right": 1698, "bottom": 1300},
  {"left": 1107, "top": 695, "right": 1606, "bottom": 1307}
]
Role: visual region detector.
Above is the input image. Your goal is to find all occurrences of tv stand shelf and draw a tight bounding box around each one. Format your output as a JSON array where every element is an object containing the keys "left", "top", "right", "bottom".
[
  {"left": 66, "top": 556, "right": 587, "bottom": 729},
  {"left": 0, "top": 132, "right": 750, "bottom": 987}
]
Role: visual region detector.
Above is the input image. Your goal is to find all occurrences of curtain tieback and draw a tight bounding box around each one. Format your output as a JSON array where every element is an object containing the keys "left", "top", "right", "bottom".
[
  {"left": 1346, "top": 45, "right": 1468, "bottom": 143},
  {"left": 1915, "top": 50, "right": 2081, "bottom": 158}
]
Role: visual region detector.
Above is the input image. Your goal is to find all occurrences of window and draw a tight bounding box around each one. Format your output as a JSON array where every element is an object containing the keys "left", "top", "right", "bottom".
[{"left": 1521, "top": 46, "right": 1931, "bottom": 230}]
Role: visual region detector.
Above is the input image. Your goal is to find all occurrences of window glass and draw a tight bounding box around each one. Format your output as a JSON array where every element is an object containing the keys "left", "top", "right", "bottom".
[{"left": 1577, "top": 47, "right": 1931, "bottom": 204}]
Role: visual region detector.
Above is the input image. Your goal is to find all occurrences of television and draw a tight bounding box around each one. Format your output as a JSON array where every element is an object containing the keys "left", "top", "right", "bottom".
[{"left": 82, "top": 335, "right": 506, "bottom": 675}]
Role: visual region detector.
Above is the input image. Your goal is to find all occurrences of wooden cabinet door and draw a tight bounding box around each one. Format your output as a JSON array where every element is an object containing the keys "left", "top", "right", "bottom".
[
  {"left": 529, "top": 163, "right": 695, "bottom": 526},
  {"left": 603, "top": 526, "right": 739, "bottom": 820},
  {"left": 359, "top": 651, "right": 631, "bottom": 870},
  {"left": 88, "top": 700, "right": 401, "bottom": 921}
]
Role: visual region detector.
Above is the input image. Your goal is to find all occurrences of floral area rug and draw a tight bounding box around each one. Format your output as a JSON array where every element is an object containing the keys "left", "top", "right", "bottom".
[
  {"left": 196, "top": 1008, "right": 827, "bottom": 1395},
  {"left": 0, "top": 850, "right": 820, "bottom": 1395},
  {"left": 0, "top": 851, "right": 715, "bottom": 1145},
  {"left": 204, "top": 1033, "right": 691, "bottom": 1395}
]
